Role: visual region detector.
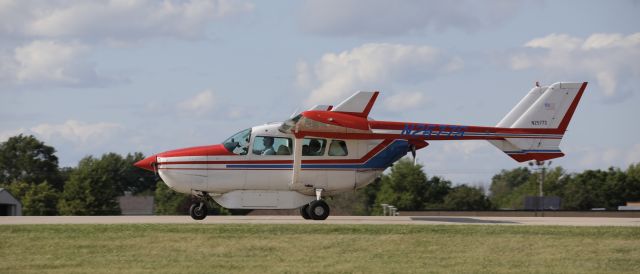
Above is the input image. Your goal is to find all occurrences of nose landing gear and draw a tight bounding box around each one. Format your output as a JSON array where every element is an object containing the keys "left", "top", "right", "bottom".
[
  {"left": 190, "top": 202, "right": 207, "bottom": 220},
  {"left": 190, "top": 190, "right": 211, "bottom": 220}
]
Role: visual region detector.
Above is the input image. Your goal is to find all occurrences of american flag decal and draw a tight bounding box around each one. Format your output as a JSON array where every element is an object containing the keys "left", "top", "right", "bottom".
[{"left": 544, "top": 102, "right": 555, "bottom": 110}]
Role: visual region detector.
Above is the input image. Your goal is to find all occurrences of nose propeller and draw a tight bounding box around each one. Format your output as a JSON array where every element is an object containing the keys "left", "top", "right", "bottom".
[{"left": 151, "top": 162, "right": 159, "bottom": 179}]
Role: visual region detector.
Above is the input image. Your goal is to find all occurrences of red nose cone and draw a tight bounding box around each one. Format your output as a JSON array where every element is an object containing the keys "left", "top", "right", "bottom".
[{"left": 134, "top": 155, "right": 157, "bottom": 172}]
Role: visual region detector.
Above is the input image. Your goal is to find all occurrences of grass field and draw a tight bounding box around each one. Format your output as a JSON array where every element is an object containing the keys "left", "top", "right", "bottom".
[{"left": 1, "top": 224, "right": 639, "bottom": 273}]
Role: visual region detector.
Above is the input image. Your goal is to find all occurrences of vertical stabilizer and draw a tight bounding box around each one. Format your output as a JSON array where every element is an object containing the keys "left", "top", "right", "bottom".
[{"left": 489, "top": 82, "right": 587, "bottom": 162}]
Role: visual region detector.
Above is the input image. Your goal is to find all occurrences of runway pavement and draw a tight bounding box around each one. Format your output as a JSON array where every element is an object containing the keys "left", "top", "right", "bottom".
[{"left": 1, "top": 215, "right": 639, "bottom": 226}]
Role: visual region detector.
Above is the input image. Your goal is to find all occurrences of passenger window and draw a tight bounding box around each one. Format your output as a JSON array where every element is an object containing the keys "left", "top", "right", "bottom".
[
  {"left": 328, "top": 140, "right": 348, "bottom": 156},
  {"left": 253, "top": 136, "right": 293, "bottom": 156},
  {"left": 302, "top": 138, "right": 326, "bottom": 156}
]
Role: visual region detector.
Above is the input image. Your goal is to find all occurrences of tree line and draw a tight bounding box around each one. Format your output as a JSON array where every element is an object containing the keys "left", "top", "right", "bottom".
[
  {"left": 1, "top": 135, "right": 639, "bottom": 215},
  {"left": 331, "top": 158, "right": 640, "bottom": 215}
]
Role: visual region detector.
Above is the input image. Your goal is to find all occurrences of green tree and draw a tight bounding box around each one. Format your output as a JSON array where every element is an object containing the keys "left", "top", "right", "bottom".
[
  {"left": 624, "top": 163, "right": 640, "bottom": 202},
  {"left": 375, "top": 158, "right": 452, "bottom": 211},
  {"left": 423, "top": 176, "right": 452, "bottom": 208},
  {"left": 80, "top": 152, "right": 157, "bottom": 195},
  {"left": 122, "top": 152, "right": 158, "bottom": 194},
  {"left": 541, "top": 167, "right": 570, "bottom": 196},
  {"left": 3, "top": 181, "right": 59, "bottom": 215},
  {"left": 154, "top": 181, "right": 190, "bottom": 215},
  {"left": 361, "top": 177, "right": 382, "bottom": 213},
  {"left": 0, "top": 135, "right": 62, "bottom": 189},
  {"left": 562, "top": 167, "right": 630, "bottom": 210},
  {"left": 627, "top": 163, "right": 640, "bottom": 182},
  {"left": 562, "top": 169, "right": 607, "bottom": 210},
  {"left": 489, "top": 167, "right": 532, "bottom": 208},
  {"left": 58, "top": 155, "right": 121, "bottom": 215},
  {"left": 328, "top": 191, "right": 370, "bottom": 215},
  {"left": 443, "top": 185, "right": 492, "bottom": 210},
  {"left": 489, "top": 166, "right": 569, "bottom": 209}
]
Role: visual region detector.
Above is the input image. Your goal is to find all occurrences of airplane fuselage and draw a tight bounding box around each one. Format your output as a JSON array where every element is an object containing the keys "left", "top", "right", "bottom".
[{"left": 137, "top": 122, "right": 408, "bottom": 210}]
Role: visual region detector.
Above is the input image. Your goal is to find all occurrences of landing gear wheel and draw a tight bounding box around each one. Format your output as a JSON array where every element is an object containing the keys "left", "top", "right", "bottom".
[
  {"left": 307, "top": 200, "right": 330, "bottom": 220},
  {"left": 190, "top": 202, "right": 208, "bottom": 220},
  {"left": 300, "top": 204, "right": 312, "bottom": 220}
]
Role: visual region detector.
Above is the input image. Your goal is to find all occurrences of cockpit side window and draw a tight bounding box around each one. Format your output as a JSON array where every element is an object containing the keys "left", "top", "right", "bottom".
[
  {"left": 253, "top": 136, "right": 293, "bottom": 156},
  {"left": 328, "top": 140, "right": 348, "bottom": 156},
  {"left": 222, "top": 128, "right": 251, "bottom": 155}
]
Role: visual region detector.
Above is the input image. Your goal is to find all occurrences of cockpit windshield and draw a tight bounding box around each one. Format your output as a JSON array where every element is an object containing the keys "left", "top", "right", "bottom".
[{"left": 222, "top": 128, "right": 251, "bottom": 155}]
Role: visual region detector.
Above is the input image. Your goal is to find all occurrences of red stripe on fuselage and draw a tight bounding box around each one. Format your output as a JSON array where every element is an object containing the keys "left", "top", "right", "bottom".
[
  {"left": 159, "top": 144, "right": 235, "bottom": 157},
  {"left": 369, "top": 121, "right": 563, "bottom": 135},
  {"left": 295, "top": 131, "right": 561, "bottom": 141},
  {"left": 158, "top": 167, "right": 385, "bottom": 171}
]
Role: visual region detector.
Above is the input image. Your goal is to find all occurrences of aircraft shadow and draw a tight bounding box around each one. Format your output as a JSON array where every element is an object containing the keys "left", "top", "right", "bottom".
[{"left": 410, "top": 217, "right": 519, "bottom": 224}]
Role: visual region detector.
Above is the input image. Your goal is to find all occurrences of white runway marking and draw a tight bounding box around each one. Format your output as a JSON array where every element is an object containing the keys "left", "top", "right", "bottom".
[{"left": 1, "top": 215, "right": 639, "bottom": 226}]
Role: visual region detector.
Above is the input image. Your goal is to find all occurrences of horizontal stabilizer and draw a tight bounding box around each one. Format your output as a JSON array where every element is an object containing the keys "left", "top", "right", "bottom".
[{"left": 488, "top": 139, "right": 564, "bottom": 162}]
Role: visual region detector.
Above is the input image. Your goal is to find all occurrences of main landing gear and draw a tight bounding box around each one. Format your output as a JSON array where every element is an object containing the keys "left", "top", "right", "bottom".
[
  {"left": 299, "top": 189, "right": 330, "bottom": 220},
  {"left": 190, "top": 191, "right": 210, "bottom": 220}
]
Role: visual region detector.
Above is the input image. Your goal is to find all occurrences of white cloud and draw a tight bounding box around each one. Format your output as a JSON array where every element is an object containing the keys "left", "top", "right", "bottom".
[
  {"left": 0, "top": 0, "right": 254, "bottom": 91},
  {"left": 576, "top": 144, "right": 640, "bottom": 169},
  {"left": 510, "top": 32, "right": 640, "bottom": 100},
  {"left": 0, "top": 128, "right": 28, "bottom": 142},
  {"left": 626, "top": 144, "right": 640, "bottom": 165},
  {"left": 300, "top": 0, "right": 529, "bottom": 37},
  {"left": 442, "top": 141, "right": 490, "bottom": 159},
  {"left": 178, "top": 89, "right": 216, "bottom": 115},
  {"left": 384, "top": 91, "right": 428, "bottom": 111},
  {"left": 0, "top": 120, "right": 122, "bottom": 146},
  {"left": 300, "top": 43, "right": 463, "bottom": 106},
  {"left": 295, "top": 60, "right": 312, "bottom": 89},
  {"left": 582, "top": 33, "right": 640, "bottom": 50},
  {"left": 415, "top": 140, "right": 511, "bottom": 187},
  {"left": 524, "top": 33, "right": 582, "bottom": 51},
  {"left": 0, "top": 40, "right": 118, "bottom": 90},
  {"left": 0, "top": 0, "right": 254, "bottom": 41}
]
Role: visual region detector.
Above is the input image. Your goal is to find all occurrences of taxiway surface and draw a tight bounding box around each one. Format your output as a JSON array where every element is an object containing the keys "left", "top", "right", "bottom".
[{"left": 1, "top": 215, "right": 639, "bottom": 226}]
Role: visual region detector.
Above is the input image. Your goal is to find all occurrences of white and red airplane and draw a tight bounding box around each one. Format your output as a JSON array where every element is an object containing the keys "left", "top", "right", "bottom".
[{"left": 135, "top": 82, "right": 587, "bottom": 220}]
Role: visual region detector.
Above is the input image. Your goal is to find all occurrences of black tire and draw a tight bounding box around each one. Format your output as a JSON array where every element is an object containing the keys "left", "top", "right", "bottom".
[
  {"left": 300, "top": 204, "right": 312, "bottom": 220},
  {"left": 307, "top": 200, "right": 330, "bottom": 220},
  {"left": 190, "top": 202, "right": 207, "bottom": 220}
]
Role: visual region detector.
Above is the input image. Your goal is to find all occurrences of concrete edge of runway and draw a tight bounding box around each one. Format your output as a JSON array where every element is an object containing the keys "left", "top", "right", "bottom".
[{"left": 1, "top": 215, "right": 639, "bottom": 226}]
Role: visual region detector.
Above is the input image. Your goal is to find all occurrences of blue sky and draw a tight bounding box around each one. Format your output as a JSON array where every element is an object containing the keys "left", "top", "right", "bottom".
[{"left": 1, "top": 0, "right": 639, "bottom": 187}]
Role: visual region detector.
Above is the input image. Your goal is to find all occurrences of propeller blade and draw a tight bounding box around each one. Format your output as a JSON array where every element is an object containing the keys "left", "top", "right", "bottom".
[
  {"left": 152, "top": 162, "right": 159, "bottom": 180},
  {"left": 410, "top": 145, "right": 417, "bottom": 165},
  {"left": 289, "top": 108, "right": 300, "bottom": 118}
]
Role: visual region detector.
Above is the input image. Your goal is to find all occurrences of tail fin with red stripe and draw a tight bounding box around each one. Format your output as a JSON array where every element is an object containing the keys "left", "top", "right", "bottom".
[{"left": 489, "top": 82, "right": 587, "bottom": 162}]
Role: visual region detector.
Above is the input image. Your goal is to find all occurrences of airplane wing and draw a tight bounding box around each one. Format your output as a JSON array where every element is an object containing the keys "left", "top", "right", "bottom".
[
  {"left": 284, "top": 91, "right": 384, "bottom": 191},
  {"left": 279, "top": 91, "right": 379, "bottom": 135}
]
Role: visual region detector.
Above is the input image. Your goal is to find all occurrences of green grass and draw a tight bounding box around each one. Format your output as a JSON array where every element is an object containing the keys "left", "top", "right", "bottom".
[{"left": 1, "top": 224, "right": 639, "bottom": 274}]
